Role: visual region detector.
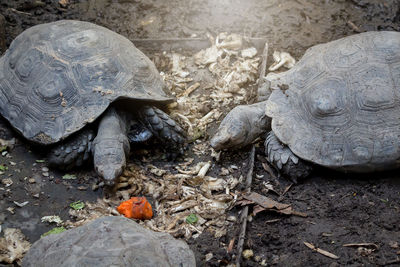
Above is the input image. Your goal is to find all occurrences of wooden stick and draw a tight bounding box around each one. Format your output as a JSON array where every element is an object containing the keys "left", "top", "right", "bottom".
[
  {"left": 244, "top": 146, "right": 255, "bottom": 193},
  {"left": 131, "top": 37, "right": 268, "bottom": 52},
  {"left": 235, "top": 145, "right": 255, "bottom": 266},
  {"left": 235, "top": 42, "right": 268, "bottom": 266},
  {"left": 257, "top": 43, "right": 269, "bottom": 90}
]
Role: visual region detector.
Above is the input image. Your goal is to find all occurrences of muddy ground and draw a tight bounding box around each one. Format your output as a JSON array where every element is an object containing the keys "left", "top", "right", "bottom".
[{"left": 0, "top": 0, "right": 400, "bottom": 266}]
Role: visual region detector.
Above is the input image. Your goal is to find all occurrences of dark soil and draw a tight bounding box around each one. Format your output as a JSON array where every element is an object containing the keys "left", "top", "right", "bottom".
[{"left": 0, "top": 0, "right": 399, "bottom": 266}]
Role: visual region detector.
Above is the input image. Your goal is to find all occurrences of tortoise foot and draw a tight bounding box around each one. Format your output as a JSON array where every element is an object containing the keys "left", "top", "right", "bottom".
[{"left": 265, "top": 131, "right": 312, "bottom": 182}]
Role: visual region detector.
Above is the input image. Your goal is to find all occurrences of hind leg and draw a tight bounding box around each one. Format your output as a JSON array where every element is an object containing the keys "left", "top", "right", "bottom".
[{"left": 265, "top": 131, "right": 312, "bottom": 183}]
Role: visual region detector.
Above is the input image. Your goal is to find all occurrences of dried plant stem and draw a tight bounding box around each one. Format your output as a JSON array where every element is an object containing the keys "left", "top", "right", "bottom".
[
  {"left": 235, "top": 145, "right": 255, "bottom": 266},
  {"left": 235, "top": 42, "right": 268, "bottom": 266}
]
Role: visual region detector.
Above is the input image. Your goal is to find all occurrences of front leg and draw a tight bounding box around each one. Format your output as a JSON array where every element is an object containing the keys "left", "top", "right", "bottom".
[
  {"left": 93, "top": 107, "right": 130, "bottom": 185},
  {"left": 47, "top": 129, "right": 95, "bottom": 170},
  {"left": 138, "top": 105, "right": 185, "bottom": 148},
  {"left": 265, "top": 131, "right": 312, "bottom": 183}
]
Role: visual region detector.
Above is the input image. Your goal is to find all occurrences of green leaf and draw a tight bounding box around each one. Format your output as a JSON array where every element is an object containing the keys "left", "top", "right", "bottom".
[
  {"left": 69, "top": 200, "right": 85, "bottom": 210},
  {"left": 36, "top": 159, "right": 46, "bottom": 163},
  {"left": 380, "top": 198, "right": 389, "bottom": 203},
  {"left": 62, "top": 174, "right": 77, "bottom": 180},
  {"left": 41, "top": 227, "right": 66, "bottom": 238},
  {"left": 186, "top": 213, "right": 198, "bottom": 224},
  {"left": 0, "top": 145, "right": 7, "bottom": 152},
  {"left": 0, "top": 165, "right": 8, "bottom": 171}
]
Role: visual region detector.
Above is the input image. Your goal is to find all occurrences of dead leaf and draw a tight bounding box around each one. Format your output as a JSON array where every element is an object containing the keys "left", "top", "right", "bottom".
[
  {"left": 0, "top": 228, "right": 31, "bottom": 264},
  {"left": 243, "top": 192, "right": 307, "bottom": 217},
  {"left": 253, "top": 204, "right": 265, "bottom": 216},
  {"left": 59, "top": 0, "right": 69, "bottom": 7}
]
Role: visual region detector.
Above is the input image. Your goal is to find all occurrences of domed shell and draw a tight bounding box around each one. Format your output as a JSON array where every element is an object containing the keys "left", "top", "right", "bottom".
[
  {"left": 0, "top": 20, "right": 172, "bottom": 144},
  {"left": 266, "top": 31, "right": 400, "bottom": 172},
  {"left": 22, "top": 216, "right": 196, "bottom": 267}
]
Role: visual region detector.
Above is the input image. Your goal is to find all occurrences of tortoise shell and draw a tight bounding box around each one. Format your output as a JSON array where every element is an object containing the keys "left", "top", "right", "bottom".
[
  {"left": 266, "top": 31, "right": 400, "bottom": 172},
  {"left": 22, "top": 216, "right": 196, "bottom": 267},
  {"left": 0, "top": 20, "right": 172, "bottom": 144}
]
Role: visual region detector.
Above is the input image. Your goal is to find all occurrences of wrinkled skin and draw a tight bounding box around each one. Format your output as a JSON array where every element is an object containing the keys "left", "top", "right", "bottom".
[
  {"left": 210, "top": 101, "right": 270, "bottom": 150},
  {"left": 48, "top": 105, "right": 185, "bottom": 185},
  {"left": 210, "top": 100, "right": 311, "bottom": 182},
  {"left": 93, "top": 108, "right": 130, "bottom": 185}
]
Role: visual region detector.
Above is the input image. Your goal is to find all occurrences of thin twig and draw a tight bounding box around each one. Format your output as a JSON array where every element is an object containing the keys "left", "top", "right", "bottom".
[
  {"left": 244, "top": 146, "right": 255, "bottom": 193},
  {"left": 304, "top": 242, "right": 339, "bottom": 259},
  {"left": 257, "top": 43, "right": 269, "bottom": 90},
  {"left": 130, "top": 37, "right": 267, "bottom": 52},
  {"left": 347, "top": 21, "right": 361, "bottom": 33},
  {"left": 343, "top": 243, "right": 379, "bottom": 249},
  {"left": 8, "top": 8, "right": 32, "bottom": 16},
  {"left": 382, "top": 257, "right": 400, "bottom": 265},
  {"left": 254, "top": 42, "right": 270, "bottom": 101},
  {"left": 281, "top": 184, "right": 293, "bottom": 196},
  {"left": 235, "top": 145, "right": 255, "bottom": 266},
  {"left": 227, "top": 237, "right": 236, "bottom": 253},
  {"left": 261, "top": 161, "right": 277, "bottom": 179},
  {"left": 235, "top": 42, "right": 268, "bottom": 266}
]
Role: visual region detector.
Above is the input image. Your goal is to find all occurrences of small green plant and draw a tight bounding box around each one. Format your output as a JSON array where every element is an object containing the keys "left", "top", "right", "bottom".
[
  {"left": 70, "top": 201, "right": 85, "bottom": 210},
  {"left": 62, "top": 174, "right": 77, "bottom": 180},
  {"left": 0, "top": 165, "right": 8, "bottom": 171},
  {"left": 41, "top": 227, "right": 66, "bottom": 238},
  {"left": 186, "top": 214, "right": 198, "bottom": 224}
]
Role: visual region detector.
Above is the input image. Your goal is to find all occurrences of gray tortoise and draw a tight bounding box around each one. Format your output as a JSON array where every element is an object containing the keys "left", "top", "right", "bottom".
[
  {"left": 211, "top": 31, "right": 400, "bottom": 181},
  {"left": 0, "top": 20, "right": 184, "bottom": 185},
  {"left": 22, "top": 216, "right": 196, "bottom": 267}
]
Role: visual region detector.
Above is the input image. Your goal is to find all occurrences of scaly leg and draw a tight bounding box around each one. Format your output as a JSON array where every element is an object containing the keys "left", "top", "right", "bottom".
[
  {"left": 47, "top": 129, "right": 94, "bottom": 170},
  {"left": 265, "top": 131, "right": 312, "bottom": 183},
  {"left": 138, "top": 105, "right": 185, "bottom": 148}
]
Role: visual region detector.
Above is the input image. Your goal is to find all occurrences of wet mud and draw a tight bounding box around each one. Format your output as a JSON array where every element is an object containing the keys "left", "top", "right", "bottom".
[{"left": 0, "top": 0, "right": 399, "bottom": 266}]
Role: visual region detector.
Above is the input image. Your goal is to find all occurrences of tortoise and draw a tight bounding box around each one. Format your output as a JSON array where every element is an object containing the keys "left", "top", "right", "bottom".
[
  {"left": 22, "top": 216, "right": 196, "bottom": 267},
  {"left": 211, "top": 31, "right": 400, "bottom": 181},
  {"left": 0, "top": 20, "right": 185, "bottom": 185}
]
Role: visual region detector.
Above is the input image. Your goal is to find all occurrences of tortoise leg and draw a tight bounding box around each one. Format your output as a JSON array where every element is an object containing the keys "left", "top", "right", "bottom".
[
  {"left": 138, "top": 105, "right": 185, "bottom": 148},
  {"left": 127, "top": 121, "right": 153, "bottom": 144},
  {"left": 93, "top": 107, "right": 130, "bottom": 185},
  {"left": 210, "top": 101, "right": 270, "bottom": 150},
  {"left": 47, "top": 129, "right": 94, "bottom": 170},
  {"left": 265, "top": 131, "right": 312, "bottom": 183}
]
